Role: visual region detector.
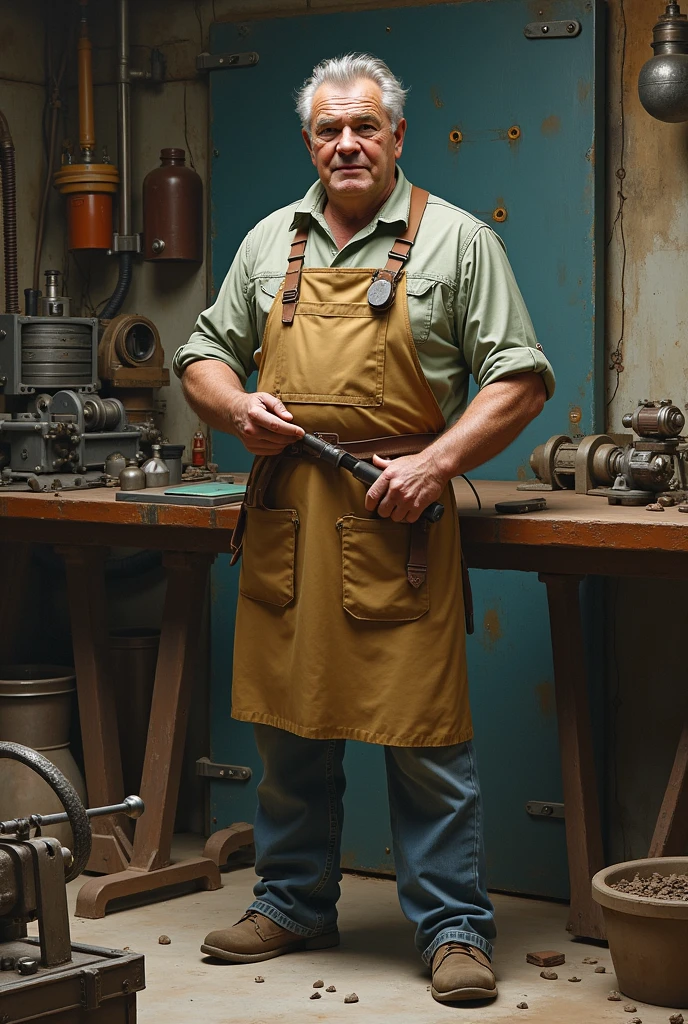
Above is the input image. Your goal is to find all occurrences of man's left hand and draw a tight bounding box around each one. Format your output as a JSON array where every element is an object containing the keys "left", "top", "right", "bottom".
[{"left": 365, "top": 451, "right": 447, "bottom": 523}]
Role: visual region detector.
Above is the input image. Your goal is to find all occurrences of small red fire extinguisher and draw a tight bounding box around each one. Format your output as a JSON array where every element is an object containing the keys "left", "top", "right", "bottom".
[{"left": 192, "top": 430, "right": 206, "bottom": 468}]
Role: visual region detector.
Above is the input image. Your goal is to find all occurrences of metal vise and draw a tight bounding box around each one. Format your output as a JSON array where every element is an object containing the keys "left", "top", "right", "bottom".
[
  {"left": 0, "top": 741, "right": 146, "bottom": 1021},
  {"left": 520, "top": 399, "right": 687, "bottom": 506}
]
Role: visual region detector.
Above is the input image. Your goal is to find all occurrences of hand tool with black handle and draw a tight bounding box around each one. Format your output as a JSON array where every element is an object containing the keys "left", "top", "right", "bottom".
[{"left": 299, "top": 432, "right": 445, "bottom": 523}]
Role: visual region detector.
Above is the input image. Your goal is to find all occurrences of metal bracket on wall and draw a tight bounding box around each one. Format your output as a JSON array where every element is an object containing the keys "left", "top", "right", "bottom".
[
  {"left": 196, "top": 756, "right": 251, "bottom": 781},
  {"left": 526, "top": 800, "right": 565, "bottom": 819},
  {"left": 196, "top": 51, "right": 259, "bottom": 72},
  {"left": 524, "top": 20, "right": 581, "bottom": 39}
]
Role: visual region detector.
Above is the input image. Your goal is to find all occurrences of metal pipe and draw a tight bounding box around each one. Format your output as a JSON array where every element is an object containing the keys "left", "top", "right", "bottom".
[
  {"left": 0, "top": 109, "right": 19, "bottom": 314},
  {"left": 77, "top": 0, "right": 95, "bottom": 159},
  {"left": 117, "top": 0, "right": 132, "bottom": 238}
]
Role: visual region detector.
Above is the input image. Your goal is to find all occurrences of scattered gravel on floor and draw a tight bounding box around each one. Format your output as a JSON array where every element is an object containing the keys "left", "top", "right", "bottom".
[
  {"left": 540, "top": 970, "right": 558, "bottom": 980},
  {"left": 344, "top": 993, "right": 359, "bottom": 1004},
  {"left": 610, "top": 872, "right": 688, "bottom": 901},
  {"left": 326, "top": 986, "right": 337, "bottom": 993},
  {"left": 517, "top": 1002, "right": 529, "bottom": 1009},
  {"left": 594, "top": 966, "right": 606, "bottom": 974},
  {"left": 669, "top": 1015, "right": 684, "bottom": 1024},
  {"left": 608, "top": 991, "right": 622, "bottom": 1001},
  {"left": 629, "top": 1019, "right": 642, "bottom": 1024},
  {"left": 582, "top": 957, "right": 598, "bottom": 964},
  {"left": 313, "top": 980, "right": 324, "bottom": 988},
  {"left": 568, "top": 976, "right": 582, "bottom": 983},
  {"left": 254, "top": 976, "right": 264, "bottom": 984},
  {"left": 158, "top": 935, "right": 171, "bottom": 945},
  {"left": 310, "top": 992, "right": 321, "bottom": 1000},
  {"left": 624, "top": 1006, "right": 637, "bottom": 1013}
]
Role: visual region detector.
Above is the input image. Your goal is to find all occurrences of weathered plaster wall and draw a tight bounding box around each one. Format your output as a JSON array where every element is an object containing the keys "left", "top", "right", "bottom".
[{"left": 604, "top": 0, "right": 688, "bottom": 862}]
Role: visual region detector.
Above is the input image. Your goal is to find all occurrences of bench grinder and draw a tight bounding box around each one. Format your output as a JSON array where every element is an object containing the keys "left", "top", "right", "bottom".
[
  {"left": 520, "top": 399, "right": 687, "bottom": 506},
  {"left": 0, "top": 741, "right": 145, "bottom": 1022}
]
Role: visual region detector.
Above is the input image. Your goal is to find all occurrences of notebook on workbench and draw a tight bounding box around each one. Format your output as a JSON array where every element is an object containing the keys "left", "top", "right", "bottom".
[{"left": 116, "top": 482, "right": 246, "bottom": 507}]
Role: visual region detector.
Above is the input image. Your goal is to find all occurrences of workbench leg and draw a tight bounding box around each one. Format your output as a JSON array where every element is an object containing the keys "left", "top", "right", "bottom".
[
  {"left": 649, "top": 718, "right": 688, "bottom": 857},
  {"left": 75, "top": 551, "right": 221, "bottom": 918},
  {"left": 59, "top": 545, "right": 132, "bottom": 874},
  {"left": 539, "top": 573, "right": 606, "bottom": 941},
  {"left": 0, "top": 542, "right": 32, "bottom": 665}
]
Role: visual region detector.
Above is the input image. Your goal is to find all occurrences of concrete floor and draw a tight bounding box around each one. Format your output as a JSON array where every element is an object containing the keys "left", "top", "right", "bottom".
[{"left": 47, "top": 837, "right": 680, "bottom": 1024}]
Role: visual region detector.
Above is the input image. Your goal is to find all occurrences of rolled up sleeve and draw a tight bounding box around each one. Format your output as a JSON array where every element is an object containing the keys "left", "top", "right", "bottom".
[
  {"left": 456, "top": 226, "right": 555, "bottom": 400},
  {"left": 173, "top": 233, "right": 258, "bottom": 383}
]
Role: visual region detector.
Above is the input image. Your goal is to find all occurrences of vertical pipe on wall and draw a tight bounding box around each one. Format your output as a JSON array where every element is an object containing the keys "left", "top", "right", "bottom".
[
  {"left": 0, "top": 109, "right": 19, "bottom": 314},
  {"left": 77, "top": 0, "right": 95, "bottom": 161},
  {"left": 101, "top": 0, "right": 134, "bottom": 322},
  {"left": 117, "top": 0, "right": 132, "bottom": 239}
]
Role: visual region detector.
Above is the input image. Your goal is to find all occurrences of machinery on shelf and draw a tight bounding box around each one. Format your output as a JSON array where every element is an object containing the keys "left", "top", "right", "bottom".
[
  {"left": 0, "top": 271, "right": 142, "bottom": 491},
  {"left": 519, "top": 399, "right": 688, "bottom": 506},
  {"left": 0, "top": 741, "right": 145, "bottom": 1022}
]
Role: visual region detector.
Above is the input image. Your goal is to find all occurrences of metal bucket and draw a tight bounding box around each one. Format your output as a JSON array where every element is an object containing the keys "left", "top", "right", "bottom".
[{"left": 0, "top": 665, "right": 87, "bottom": 848}]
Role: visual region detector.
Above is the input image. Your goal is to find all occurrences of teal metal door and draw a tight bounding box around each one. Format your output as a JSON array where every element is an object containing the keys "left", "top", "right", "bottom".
[{"left": 207, "top": 0, "right": 603, "bottom": 898}]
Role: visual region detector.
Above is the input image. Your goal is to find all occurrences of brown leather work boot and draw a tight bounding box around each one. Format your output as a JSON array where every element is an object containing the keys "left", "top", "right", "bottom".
[
  {"left": 201, "top": 911, "right": 339, "bottom": 963},
  {"left": 431, "top": 942, "right": 498, "bottom": 1003}
]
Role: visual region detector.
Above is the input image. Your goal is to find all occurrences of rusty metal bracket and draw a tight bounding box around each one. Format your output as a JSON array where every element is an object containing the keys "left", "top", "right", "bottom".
[
  {"left": 526, "top": 800, "right": 565, "bottom": 819},
  {"left": 196, "top": 51, "right": 259, "bottom": 72},
  {"left": 524, "top": 20, "right": 581, "bottom": 39},
  {"left": 196, "top": 757, "right": 251, "bottom": 781}
]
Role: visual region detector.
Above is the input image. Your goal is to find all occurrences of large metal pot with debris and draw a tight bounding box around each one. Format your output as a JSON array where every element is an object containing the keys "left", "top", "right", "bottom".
[{"left": 592, "top": 857, "right": 688, "bottom": 1007}]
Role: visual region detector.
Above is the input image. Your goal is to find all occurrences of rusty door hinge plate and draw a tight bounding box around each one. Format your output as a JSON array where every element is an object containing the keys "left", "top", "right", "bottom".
[
  {"left": 196, "top": 756, "right": 251, "bottom": 781},
  {"left": 524, "top": 20, "right": 581, "bottom": 39},
  {"left": 196, "top": 51, "right": 259, "bottom": 72},
  {"left": 526, "top": 800, "right": 565, "bottom": 819}
]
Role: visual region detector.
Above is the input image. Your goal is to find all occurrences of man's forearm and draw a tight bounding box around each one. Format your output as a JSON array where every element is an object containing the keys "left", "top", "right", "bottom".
[
  {"left": 181, "top": 359, "right": 246, "bottom": 435},
  {"left": 429, "top": 372, "right": 546, "bottom": 480}
]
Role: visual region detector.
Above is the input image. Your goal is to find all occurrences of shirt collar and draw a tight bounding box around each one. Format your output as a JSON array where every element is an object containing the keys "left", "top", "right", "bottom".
[{"left": 290, "top": 166, "right": 412, "bottom": 232}]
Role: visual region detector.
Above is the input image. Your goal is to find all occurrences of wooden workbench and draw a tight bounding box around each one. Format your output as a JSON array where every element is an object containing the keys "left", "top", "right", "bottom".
[{"left": 1, "top": 481, "right": 685, "bottom": 934}]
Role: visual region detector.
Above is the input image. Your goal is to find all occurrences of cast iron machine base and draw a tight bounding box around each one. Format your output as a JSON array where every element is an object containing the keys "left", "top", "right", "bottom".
[{"left": 0, "top": 741, "right": 146, "bottom": 1021}]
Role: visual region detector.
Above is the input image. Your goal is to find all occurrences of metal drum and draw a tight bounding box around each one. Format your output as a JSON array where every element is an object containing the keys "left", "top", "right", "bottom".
[
  {"left": 0, "top": 665, "right": 87, "bottom": 849},
  {"left": 20, "top": 320, "right": 93, "bottom": 389}
]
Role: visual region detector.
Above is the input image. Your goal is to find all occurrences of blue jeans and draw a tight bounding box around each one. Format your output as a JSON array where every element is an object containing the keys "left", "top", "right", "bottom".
[{"left": 248, "top": 724, "right": 496, "bottom": 965}]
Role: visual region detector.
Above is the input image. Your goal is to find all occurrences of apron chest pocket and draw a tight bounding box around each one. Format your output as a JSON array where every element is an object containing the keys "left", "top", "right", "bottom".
[
  {"left": 240, "top": 506, "right": 298, "bottom": 607},
  {"left": 338, "top": 515, "right": 429, "bottom": 622}
]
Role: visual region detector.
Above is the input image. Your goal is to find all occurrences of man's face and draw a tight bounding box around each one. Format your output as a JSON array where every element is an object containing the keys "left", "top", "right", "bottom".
[{"left": 303, "top": 78, "right": 406, "bottom": 204}]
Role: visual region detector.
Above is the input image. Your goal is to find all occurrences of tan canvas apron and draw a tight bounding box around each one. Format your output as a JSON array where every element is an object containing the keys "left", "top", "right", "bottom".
[{"left": 231, "top": 190, "right": 471, "bottom": 747}]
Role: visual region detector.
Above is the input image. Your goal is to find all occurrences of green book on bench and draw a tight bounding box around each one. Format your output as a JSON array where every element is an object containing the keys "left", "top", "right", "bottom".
[{"left": 116, "top": 482, "right": 246, "bottom": 507}]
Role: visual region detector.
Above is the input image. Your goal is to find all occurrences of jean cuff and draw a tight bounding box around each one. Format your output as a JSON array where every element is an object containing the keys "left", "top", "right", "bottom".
[
  {"left": 248, "top": 899, "right": 335, "bottom": 940},
  {"left": 422, "top": 928, "right": 494, "bottom": 966}
]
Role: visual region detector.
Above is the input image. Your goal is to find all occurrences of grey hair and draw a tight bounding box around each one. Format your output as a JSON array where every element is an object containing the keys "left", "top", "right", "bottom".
[{"left": 296, "top": 53, "right": 408, "bottom": 135}]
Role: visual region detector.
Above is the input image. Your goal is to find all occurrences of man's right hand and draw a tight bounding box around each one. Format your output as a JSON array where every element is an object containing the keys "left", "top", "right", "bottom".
[{"left": 230, "top": 391, "right": 304, "bottom": 455}]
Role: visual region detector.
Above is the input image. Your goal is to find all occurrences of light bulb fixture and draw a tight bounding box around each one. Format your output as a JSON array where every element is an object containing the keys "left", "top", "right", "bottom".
[{"left": 638, "top": 2, "right": 688, "bottom": 122}]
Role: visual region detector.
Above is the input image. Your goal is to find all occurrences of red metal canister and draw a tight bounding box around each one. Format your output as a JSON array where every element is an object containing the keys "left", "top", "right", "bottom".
[
  {"left": 143, "top": 148, "right": 203, "bottom": 262},
  {"left": 192, "top": 430, "right": 206, "bottom": 467}
]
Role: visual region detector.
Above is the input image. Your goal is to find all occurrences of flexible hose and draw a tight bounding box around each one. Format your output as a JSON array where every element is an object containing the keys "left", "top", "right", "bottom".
[
  {"left": 100, "top": 252, "right": 132, "bottom": 320},
  {"left": 0, "top": 741, "right": 91, "bottom": 881},
  {"left": 0, "top": 110, "right": 19, "bottom": 314}
]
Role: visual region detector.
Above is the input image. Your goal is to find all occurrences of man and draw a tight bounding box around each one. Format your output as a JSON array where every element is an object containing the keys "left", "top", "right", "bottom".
[{"left": 174, "top": 54, "right": 554, "bottom": 1005}]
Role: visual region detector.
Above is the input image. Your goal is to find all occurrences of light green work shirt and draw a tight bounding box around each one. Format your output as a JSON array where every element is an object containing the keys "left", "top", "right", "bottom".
[{"left": 174, "top": 167, "right": 555, "bottom": 427}]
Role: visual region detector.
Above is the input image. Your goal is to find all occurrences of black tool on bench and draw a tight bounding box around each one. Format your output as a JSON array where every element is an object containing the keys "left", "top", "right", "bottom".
[{"left": 299, "top": 432, "right": 445, "bottom": 523}]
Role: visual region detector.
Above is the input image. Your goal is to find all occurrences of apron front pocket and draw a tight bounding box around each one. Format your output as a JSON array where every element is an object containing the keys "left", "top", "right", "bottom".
[
  {"left": 338, "top": 515, "right": 429, "bottom": 622},
  {"left": 240, "top": 506, "right": 298, "bottom": 607},
  {"left": 277, "top": 302, "right": 387, "bottom": 406}
]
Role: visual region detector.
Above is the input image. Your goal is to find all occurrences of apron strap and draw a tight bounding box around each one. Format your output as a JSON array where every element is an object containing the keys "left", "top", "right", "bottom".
[
  {"left": 407, "top": 519, "right": 429, "bottom": 588},
  {"left": 281, "top": 227, "right": 309, "bottom": 325},
  {"left": 368, "top": 186, "right": 430, "bottom": 311},
  {"left": 381, "top": 186, "right": 430, "bottom": 280},
  {"left": 282, "top": 185, "right": 430, "bottom": 324}
]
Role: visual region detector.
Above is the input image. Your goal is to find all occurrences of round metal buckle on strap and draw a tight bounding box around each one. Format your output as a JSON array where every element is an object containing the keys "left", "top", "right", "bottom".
[{"left": 367, "top": 272, "right": 396, "bottom": 311}]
